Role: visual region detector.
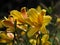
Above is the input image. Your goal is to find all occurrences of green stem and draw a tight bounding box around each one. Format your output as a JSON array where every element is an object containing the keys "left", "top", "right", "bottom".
[{"left": 13, "top": 20, "right": 17, "bottom": 45}]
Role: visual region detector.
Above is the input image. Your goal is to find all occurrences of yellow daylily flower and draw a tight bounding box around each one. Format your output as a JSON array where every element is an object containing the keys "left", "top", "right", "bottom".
[
  {"left": 10, "top": 7, "right": 28, "bottom": 24},
  {"left": 8, "top": 8, "right": 28, "bottom": 31},
  {"left": 27, "top": 8, "right": 51, "bottom": 38}
]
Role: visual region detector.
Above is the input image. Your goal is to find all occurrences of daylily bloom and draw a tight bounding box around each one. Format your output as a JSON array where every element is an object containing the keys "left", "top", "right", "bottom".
[
  {"left": 2, "top": 7, "right": 28, "bottom": 32},
  {"left": 27, "top": 8, "right": 52, "bottom": 37}
]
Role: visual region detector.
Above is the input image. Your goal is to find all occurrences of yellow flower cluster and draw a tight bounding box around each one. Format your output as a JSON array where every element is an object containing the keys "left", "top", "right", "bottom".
[{"left": 0, "top": 6, "right": 53, "bottom": 45}]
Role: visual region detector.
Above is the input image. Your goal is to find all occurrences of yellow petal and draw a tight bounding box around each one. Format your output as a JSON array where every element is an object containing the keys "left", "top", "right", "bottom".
[
  {"left": 2, "top": 20, "right": 14, "bottom": 28},
  {"left": 26, "top": 18, "right": 36, "bottom": 26},
  {"left": 10, "top": 10, "right": 24, "bottom": 23},
  {"left": 29, "top": 16, "right": 38, "bottom": 26},
  {"left": 43, "top": 15, "right": 52, "bottom": 26},
  {"left": 0, "top": 32, "right": 8, "bottom": 39},
  {"left": 41, "top": 34, "right": 49, "bottom": 44},
  {"left": 8, "top": 16, "right": 14, "bottom": 23},
  {"left": 40, "top": 25, "right": 49, "bottom": 34},
  {"left": 45, "top": 41, "right": 51, "bottom": 45},
  {"left": 38, "top": 14, "right": 43, "bottom": 25},
  {"left": 27, "top": 27, "right": 40, "bottom": 38},
  {"left": 21, "top": 7, "right": 28, "bottom": 19},
  {"left": 29, "top": 39, "right": 36, "bottom": 45},
  {"left": 40, "top": 9, "right": 46, "bottom": 16},
  {"left": 38, "top": 9, "right": 46, "bottom": 26},
  {"left": 29, "top": 39, "right": 34, "bottom": 43},
  {"left": 10, "top": 10, "right": 22, "bottom": 18},
  {"left": 17, "top": 24, "right": 27, "bottom": 31},
  {"left": 27, "top": 8, "right": 38, "bottom": 25},
  {"left": 36, "top": 6, "right": 41, "bottom": 12},
  {"left": 0, "top": 39, "right": 7, "bottom": 43}
]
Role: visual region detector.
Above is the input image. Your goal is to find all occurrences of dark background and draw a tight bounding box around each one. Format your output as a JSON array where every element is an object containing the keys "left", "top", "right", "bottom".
[{"left": 0, "top": 0, "right": 60, "bottom": 19}]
